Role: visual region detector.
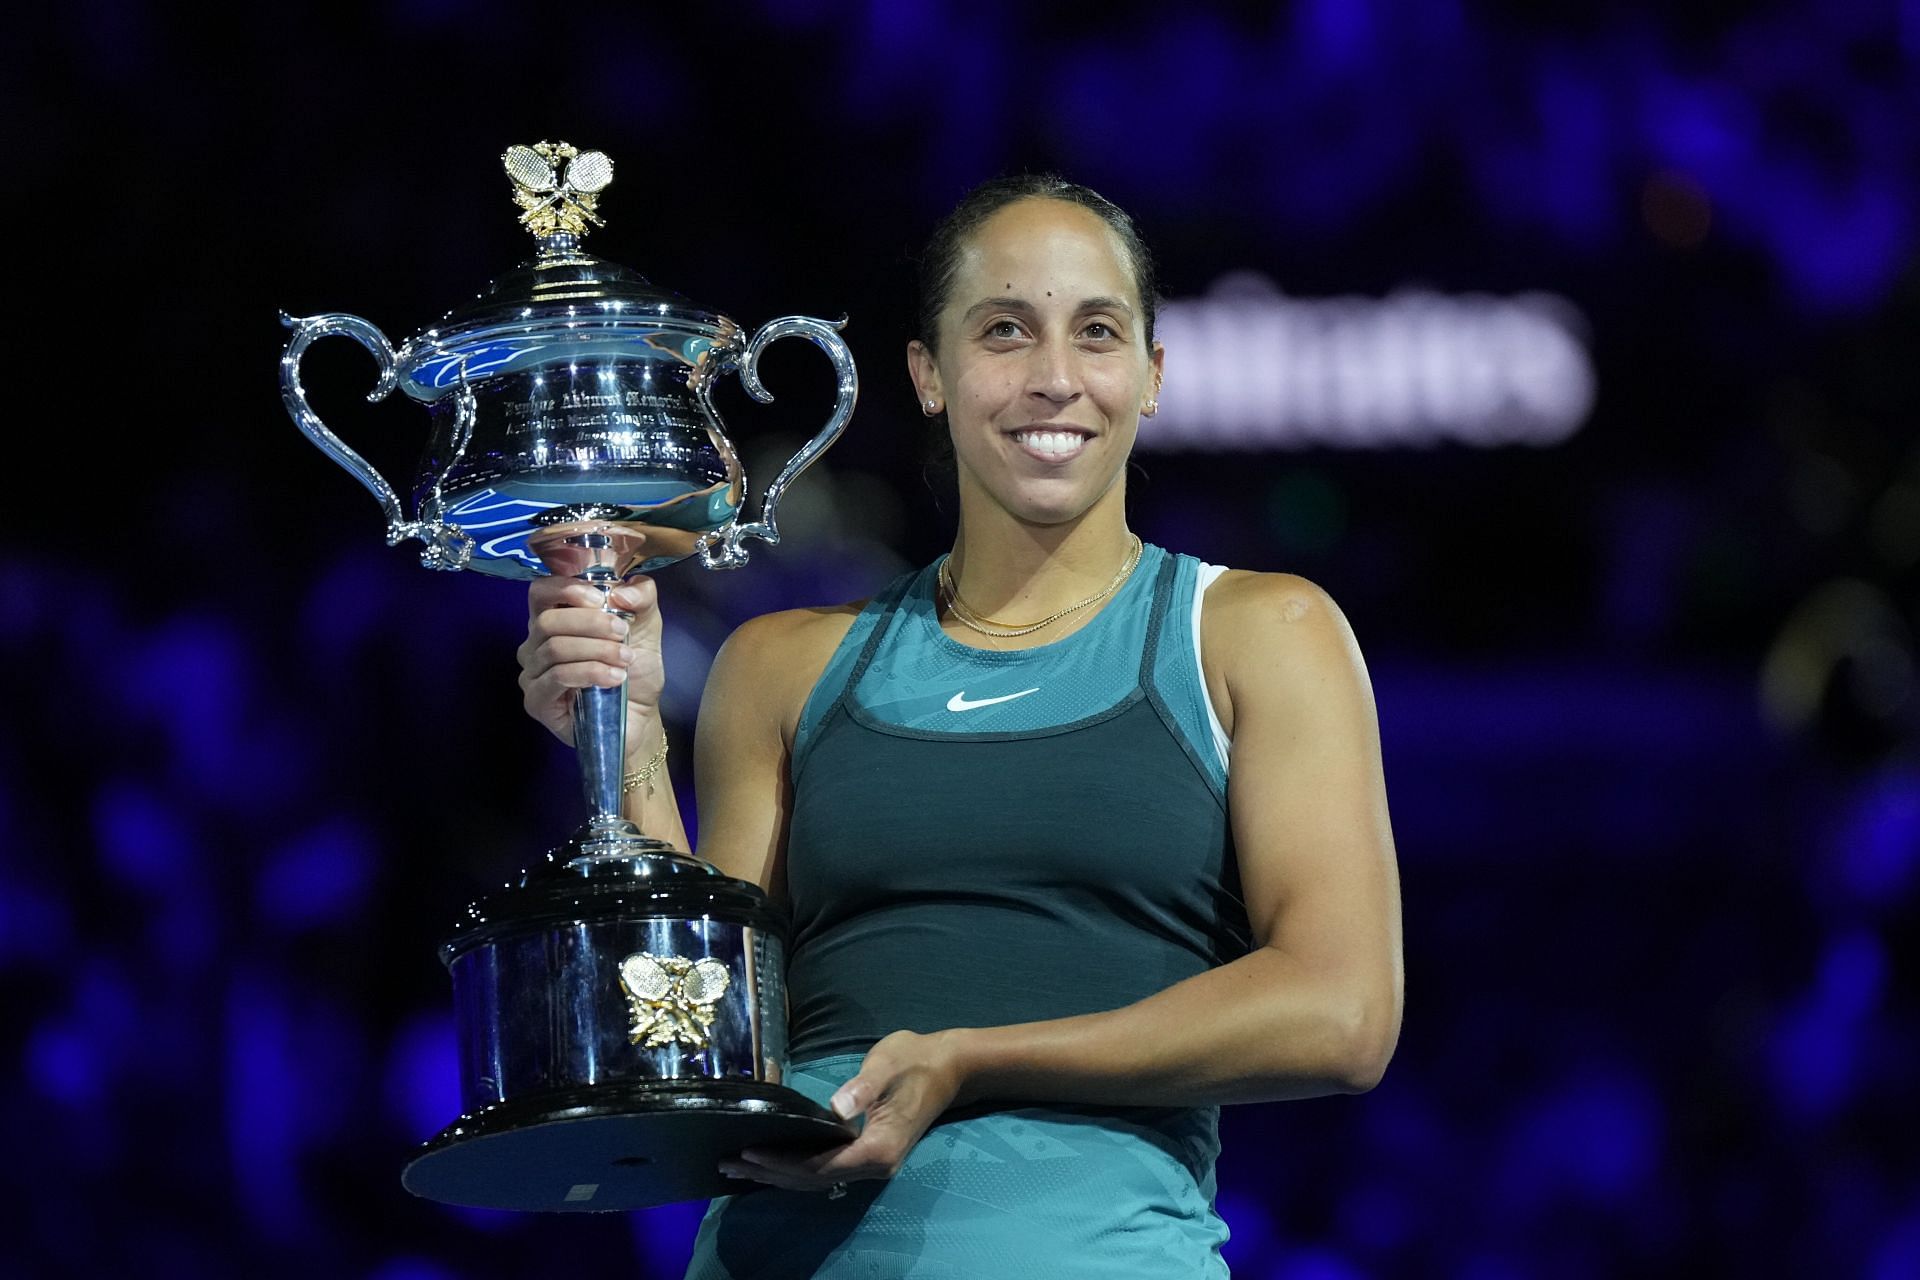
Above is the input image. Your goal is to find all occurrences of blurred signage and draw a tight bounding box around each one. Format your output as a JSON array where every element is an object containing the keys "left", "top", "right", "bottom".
[{"left": 1147, "top": 273, "right": 1594, "bottom": 450}]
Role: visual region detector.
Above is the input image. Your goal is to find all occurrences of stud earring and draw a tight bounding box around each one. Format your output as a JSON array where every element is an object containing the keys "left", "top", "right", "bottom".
[
  {"left": 1142, "top": 399, "right": 1159, "bottom": 417},
  {"left": 924, "top": 399, "right": 941, "bottom": 416}
]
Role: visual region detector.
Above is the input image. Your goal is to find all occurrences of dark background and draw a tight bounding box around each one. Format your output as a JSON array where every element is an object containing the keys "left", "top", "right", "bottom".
[{"left": 6, "top": 1, "right": 1918, "bottom": 1276}]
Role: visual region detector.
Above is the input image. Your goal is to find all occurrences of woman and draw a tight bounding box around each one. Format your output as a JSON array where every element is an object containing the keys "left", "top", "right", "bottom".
[{"left": 517, "top": 176, "right": 1403, "bottom": 1278}]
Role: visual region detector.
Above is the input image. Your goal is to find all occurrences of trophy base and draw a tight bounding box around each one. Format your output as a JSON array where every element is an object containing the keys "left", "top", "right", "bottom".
[{"left": 401, "top": 1079, "right": 852, "bottom": 1212}]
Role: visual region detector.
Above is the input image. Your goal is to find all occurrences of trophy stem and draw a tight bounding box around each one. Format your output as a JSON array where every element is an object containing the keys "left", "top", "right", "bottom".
[
  {"left": 545, "top": 538, "right": 691, "bottom": 868},
  {"left": 574, "top": 565, "right": 629, "bottom": 825}
]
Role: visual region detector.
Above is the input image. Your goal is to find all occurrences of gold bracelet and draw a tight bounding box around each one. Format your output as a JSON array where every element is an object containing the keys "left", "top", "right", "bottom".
[{"left": 621, "top": 739, "right": 670, "bottom": 795}]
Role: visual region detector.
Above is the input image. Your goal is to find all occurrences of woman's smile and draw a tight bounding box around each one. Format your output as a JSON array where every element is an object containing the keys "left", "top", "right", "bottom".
[{"left": 1009, "top": 424, "right": 1093, "bottom": 463}]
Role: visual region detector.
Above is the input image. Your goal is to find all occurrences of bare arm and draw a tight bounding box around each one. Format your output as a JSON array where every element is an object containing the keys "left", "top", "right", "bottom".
[
  {"left": 733, "top": 572, "right": 1403, "bottom": 1186},
  {"left": 687, "top": 609, "right": 851, "bottom": 902}
]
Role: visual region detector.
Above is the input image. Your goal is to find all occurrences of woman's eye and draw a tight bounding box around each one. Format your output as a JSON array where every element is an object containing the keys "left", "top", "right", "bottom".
[
  {"left": 987, "top": 320, "right": 1023, "bottom": 339},
  {"left": 1083, "top": 322, "right": 1116, "bottom": 340}
]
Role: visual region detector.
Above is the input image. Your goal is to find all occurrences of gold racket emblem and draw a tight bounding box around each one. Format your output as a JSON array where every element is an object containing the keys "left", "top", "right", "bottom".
[
  {"left": 618, "top": 952, "right": 731, "bottom": 1050},
  {"left": 502, "top": 140, "right": 614, "bottom": 241}
]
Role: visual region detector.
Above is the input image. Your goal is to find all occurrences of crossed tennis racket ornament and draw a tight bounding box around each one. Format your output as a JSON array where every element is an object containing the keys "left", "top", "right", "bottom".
[
  {"left": 502, "top": 140, "right": 614, "bottom": 239},
  {"left": 619, "top": 952, "right": 733, "bottom": 1049}
]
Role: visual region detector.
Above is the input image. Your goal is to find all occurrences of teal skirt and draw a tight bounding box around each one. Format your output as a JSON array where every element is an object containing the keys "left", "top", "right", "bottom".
[{"left": 683, "top": 1055, "right": 1231, "bottom": 1279}]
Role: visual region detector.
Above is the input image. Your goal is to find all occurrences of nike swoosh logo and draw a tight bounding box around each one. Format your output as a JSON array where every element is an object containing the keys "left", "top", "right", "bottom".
[{"left": 947, "top": 688, "right": 1041, "bottom": 712}]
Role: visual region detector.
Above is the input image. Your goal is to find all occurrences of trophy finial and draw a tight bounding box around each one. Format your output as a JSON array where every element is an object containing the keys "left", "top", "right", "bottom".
[{"left": 503, "top": 141, "right": 614, "bottom": 245}]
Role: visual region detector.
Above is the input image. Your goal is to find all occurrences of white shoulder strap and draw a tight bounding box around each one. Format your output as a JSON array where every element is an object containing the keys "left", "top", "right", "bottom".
[{"left": 1191, "top": 562, "right": 1233, "bottom": 773}]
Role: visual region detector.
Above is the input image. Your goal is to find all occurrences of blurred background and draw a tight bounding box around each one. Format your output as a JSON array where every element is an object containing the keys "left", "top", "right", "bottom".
[{"left": 7, "top": 1, "right": 1918, "bottom": 1275}]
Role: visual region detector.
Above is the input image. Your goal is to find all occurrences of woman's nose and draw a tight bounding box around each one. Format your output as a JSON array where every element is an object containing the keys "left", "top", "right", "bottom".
[{"left": 1027, "top": 337, "right": 1080, "bottom": 402}]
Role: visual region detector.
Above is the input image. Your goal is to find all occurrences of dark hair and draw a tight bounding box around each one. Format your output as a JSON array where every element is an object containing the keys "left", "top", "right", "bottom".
[{"left": 914, "top": 173, "right": 1160, "bottom": 354}]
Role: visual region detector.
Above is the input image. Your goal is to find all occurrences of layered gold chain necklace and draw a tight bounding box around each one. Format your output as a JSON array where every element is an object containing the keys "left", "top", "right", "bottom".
[{"left": 938, "top": 535, "right": 1144, "bottom": 639}]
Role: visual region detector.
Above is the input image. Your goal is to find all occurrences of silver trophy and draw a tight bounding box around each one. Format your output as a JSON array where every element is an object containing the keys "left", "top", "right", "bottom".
[{"left": 280, "top": 141, "right": 856, "bottom": 1211}]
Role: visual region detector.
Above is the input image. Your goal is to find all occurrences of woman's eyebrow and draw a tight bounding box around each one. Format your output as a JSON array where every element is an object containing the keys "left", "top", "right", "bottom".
[
  {"left": 961, "top": 296, "right": 1033, "bottom": 322},
  {"left": 960, "top": 295, "right": 1136, "bottom": 321}
]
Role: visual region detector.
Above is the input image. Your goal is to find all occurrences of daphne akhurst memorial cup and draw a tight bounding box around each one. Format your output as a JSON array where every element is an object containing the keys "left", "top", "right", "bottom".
[{"left": 279, "top": 141, "right": 857, "bottom": 1212}]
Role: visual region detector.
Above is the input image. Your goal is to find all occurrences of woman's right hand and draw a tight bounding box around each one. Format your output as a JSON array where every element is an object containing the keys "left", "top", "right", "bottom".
[{"left": 516, "top": 575, "right": 666, "bottom": 753}]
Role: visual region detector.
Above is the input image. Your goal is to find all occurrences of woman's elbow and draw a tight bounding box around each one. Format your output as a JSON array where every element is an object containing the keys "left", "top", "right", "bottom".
[{"left": 1332, "top": 992, "right": 1401, "bottom": 1094}]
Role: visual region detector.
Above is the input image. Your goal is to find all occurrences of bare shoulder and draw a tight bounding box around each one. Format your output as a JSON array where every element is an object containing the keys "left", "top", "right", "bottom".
[
  {"left": 707, "top": 600, "right": 868, "bottom": 742},
  {"left": 721, "top": 600, "right": 866, "bottom": 669},
  {"left": 1204, "top": 570, "right": 1355, "bottom": 644},
  {"left": 1199, "top": 570, "right": 1371, "bottom": 731}
]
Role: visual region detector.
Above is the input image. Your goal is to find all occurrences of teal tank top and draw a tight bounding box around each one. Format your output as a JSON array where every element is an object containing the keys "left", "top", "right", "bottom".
[{"left": 784, "top": 544, "right": 1253, "bottom": 1062}]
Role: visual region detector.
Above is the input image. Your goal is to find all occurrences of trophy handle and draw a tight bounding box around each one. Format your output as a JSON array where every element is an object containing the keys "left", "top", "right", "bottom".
[
  {"left": 699, "top": 315, "right": 859, "bottom": 569},
  {"left": 279, "top": 311, "right": 474, "bottom": 571}
]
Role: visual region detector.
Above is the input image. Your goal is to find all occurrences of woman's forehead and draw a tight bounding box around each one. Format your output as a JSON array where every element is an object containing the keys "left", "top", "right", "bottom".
[{"left": 949, "top": 199, "right": 1137, "bottom": 306}]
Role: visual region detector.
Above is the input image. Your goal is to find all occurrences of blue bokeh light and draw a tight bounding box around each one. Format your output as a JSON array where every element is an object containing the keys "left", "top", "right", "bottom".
[
  {"left": 93, "top": 777, "right": 196, "bottom": 889},
  {"left": 1830, "top": 767, "right": 1920, "bottom": 904},
  {"left": 1768, "top": 929, "right": 1888, "bottom": 1120},
  {"left": 256, "top": 818, "right": 377, "bottom": 930},
  {"left": 387, "top": 1010, "right": 463, "bottom": 1142}
]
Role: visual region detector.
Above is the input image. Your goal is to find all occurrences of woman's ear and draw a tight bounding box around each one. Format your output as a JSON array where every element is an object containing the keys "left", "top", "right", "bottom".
[{"left": 907, "top": 340, "right": 944, "bottom": 416}]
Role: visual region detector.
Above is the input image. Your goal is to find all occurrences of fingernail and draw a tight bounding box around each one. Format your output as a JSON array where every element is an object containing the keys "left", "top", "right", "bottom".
[
  {"left": 613, "top": 587, "right": 643, "bottom": 608},
  {"left": 617, "top": 646, "right": 635, "bottom": 665},
  {"left": 830, "top": 1090, "right": 856, "bottom": 1119},
  {"left": 610, "top": 618, "right": 630, "bottom": 638}
]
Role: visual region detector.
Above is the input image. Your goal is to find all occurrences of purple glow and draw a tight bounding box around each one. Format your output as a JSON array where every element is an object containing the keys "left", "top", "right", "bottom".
[
  {"left": 25, "top": 1020, "right": 101, "bottom": 1105},
  {"left": 447, "top": 1205, "right": 522, "bottom": 1233},
  {"left": 1213, "top": 1190, "right": 1277, "bottom": 1262},
  {"left": 1535, "top": 58, "right": 1619, "bottom": 246},
  {"left": 302, "top": 551, "right": 402, "bottom": 663},
  {"left": 126, "top": 615, "right": 263, "bottom": 808},
  {"left": 1768, "top": 930, "right": 1887, "bottom": 1119},
  {"left": 367, "top": 1261, "right": 462, "bottom": 1280},
  {"left": 386, "top": 1010, "right": 462, "bottom": 1141},
  {"left": 1292, "top": 0, "right": 1379, "bottom": 74},
  {"left": 1336, "top": 1180, "right": 1415, "bottom": 1254},
  {"left": 256, "top": 819, "right": 376, "bottom": 929},
  {"left": 1274, "top": 1247, "right": 1370, "bottom": 1280},
  {"left": 1830, "top": 768, "right": 1920, "bottom": 902},
  {"left": 225, "top": 975, "right": 307, "bottom": 1235},
  {"left": 92, "top": 778, "right": 194, "bottom": 888},
  {"left": 1871, "top": 1203, "right": 1920, "bottom": 1280},
  {"left": 1745, "top": 165, "right": 1909, "bottom": 312},
  {"left": 0, "top": 877, "right": 71, "bottom": 965},
  {"left": 1496, "top": 1069, "right": 1665, "bottom": 1210},
  {"left": 630, "top": 1200, "right": 708, "bottom": 1276}
]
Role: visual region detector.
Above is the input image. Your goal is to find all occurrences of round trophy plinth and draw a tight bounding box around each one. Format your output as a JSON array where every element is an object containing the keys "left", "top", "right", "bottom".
[
  {"left": 405, "top": 832, "right": 853, "bottom": 1211},
  {"left": 402, "top": 1080, "right": 849, "bottom": 1211}
]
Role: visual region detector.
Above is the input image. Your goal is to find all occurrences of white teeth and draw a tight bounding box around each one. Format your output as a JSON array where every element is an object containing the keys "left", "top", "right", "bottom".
[{"left": 1015, "top": 430, "right": 1084, "bottom": 456}]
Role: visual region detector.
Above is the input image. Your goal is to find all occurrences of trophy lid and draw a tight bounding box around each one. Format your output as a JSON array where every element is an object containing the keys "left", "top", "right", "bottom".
[{"left": 396, "top": 141, "right": 739, "bottom": 398}]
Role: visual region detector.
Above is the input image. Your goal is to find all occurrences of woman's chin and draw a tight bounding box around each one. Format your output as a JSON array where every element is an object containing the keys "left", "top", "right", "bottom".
[{"left": 961, "top": 467, "right": 1126, "bottom": 529}]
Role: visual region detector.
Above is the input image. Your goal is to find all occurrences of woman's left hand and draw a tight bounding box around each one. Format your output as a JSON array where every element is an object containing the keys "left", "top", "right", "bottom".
[{"left": 720, "top": 1029, "right": 970, "bottom": 1192}]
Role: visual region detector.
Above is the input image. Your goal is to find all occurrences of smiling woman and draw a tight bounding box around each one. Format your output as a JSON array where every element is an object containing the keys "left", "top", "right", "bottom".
[
  {"left": 910, "top": 206, "right": 1162, "bottom": 534},
  {"left": 516, "top": 174, "right": 1404, "bottom": 1278}
]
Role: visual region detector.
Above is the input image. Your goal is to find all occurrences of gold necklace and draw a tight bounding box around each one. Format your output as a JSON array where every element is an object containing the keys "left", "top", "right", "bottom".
[{"left": 939, "top": 535, "right": 1144, "bottom": 639}]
